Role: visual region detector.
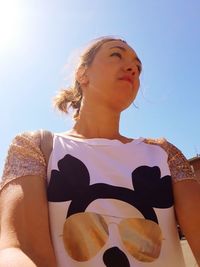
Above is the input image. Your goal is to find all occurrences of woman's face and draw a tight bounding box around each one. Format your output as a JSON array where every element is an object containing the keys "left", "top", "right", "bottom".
[{"left": 82, "top": 40, "right": 142, "bottom": 112}]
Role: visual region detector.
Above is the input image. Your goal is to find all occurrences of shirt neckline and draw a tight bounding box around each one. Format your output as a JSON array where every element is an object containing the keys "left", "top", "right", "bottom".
[{"left": 55, "top": 133, "right": 144, "bottom": 146}]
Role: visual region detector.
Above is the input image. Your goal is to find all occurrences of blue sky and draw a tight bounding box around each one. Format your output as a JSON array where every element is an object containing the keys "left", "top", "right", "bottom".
[{"left": 1, "top": 0, "right": 200, "bottom": 175}]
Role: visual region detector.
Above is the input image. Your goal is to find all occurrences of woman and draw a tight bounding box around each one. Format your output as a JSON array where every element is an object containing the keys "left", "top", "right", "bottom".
[{"left": 0, "top": 37, "right": 199, "bottom": 267}]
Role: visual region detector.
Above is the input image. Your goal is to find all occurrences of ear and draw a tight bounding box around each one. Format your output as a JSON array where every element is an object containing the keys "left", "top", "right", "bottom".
[{"left": 76, "top": 66, "right": 89, "bottom": 86}]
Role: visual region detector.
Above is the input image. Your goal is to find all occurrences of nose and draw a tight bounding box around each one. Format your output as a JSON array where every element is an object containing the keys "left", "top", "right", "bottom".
[
  {"left": 124, "top": 62, "right": 137, "bottom": 76},
  {"left": 103, "top": 247, "right": 130, "bottom": 267},
  {"left": 126, "top": 67, "right": 135, "bottom": 76}
]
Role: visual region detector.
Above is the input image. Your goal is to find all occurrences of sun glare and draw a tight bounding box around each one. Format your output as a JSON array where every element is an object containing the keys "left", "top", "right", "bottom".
[{"left": 0, "top": 1, "right": 23, "bottom": 52}]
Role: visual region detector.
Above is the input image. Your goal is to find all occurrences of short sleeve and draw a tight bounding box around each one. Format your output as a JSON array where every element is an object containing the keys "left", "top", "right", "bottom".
[
  {"left": 144, "top": 138, "right": 197, "bottom": 183},
  {"left": 165, "top": 140, "right": 197, "bottom": 183},
  {"left": 1, "top": 131, "right": 46, "bottom": 190}
]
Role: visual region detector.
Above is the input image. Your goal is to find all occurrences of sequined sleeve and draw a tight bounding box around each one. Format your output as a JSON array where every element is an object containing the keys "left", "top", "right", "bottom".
[
  {"left": 0, "top": 131, "right": 46, "bottom": 190},
  {"left": 145, "top": 138, "right": 197, "bottom": 183}
]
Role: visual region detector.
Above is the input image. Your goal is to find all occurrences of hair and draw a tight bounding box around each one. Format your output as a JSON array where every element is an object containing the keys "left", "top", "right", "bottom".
[{"left": 53, "top": 36, "right": 126, "bottom": 120}]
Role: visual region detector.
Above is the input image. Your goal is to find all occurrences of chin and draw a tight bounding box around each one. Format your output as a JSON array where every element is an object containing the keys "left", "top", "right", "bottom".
[{"left": 110, "top": 98, "right": 135, "bottom": 112}]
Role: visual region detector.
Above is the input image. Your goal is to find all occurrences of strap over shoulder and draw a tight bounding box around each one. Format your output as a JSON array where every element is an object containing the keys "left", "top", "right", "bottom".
[{"left": 40, "top": 130, "right": 53, "bottom": 164}]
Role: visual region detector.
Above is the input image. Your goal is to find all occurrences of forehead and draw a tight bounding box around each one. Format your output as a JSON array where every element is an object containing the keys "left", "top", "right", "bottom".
[{"left": 99, "top": 40, "right": 138, "bottom": 58}]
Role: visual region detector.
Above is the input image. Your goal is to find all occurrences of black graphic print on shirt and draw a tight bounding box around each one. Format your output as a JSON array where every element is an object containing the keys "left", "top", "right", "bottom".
[
  {"left": 47, "top": 154, "right": 173, "bottom": 266},
  {"left": 103, "top": 247, "right": 130, "bottom": 267}
]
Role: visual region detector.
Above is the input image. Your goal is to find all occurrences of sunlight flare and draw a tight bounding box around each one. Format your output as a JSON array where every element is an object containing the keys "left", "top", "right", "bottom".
[{"left": 0, "top": 1, "right": 23, "bottom": 51}]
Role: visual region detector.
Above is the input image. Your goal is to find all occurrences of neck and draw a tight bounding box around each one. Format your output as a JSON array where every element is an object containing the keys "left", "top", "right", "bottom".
[{"left": 70, "top": 105, "right": 122, "bottom": 140}]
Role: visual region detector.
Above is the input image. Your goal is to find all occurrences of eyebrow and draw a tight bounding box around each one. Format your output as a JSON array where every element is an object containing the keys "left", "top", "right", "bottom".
[{"left": 109, "top": 46, "right": 142, "bottom": 65}]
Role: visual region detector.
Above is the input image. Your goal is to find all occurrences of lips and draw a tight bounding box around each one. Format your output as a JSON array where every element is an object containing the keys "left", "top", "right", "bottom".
[{"left": 118, "top": 75, "right": 133, "bottom": 84}]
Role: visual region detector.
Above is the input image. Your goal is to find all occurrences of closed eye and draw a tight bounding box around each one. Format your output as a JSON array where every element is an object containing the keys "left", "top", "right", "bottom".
[{"left": 110, "top": 52, "right": 122, "bottom": 59}]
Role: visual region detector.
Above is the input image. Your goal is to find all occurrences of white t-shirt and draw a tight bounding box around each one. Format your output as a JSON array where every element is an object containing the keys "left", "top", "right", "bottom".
[
  {"left": 47, "top": 133, "right": 192, "bottom": 267},
  {"left": 1, "top": 132, "right": 195, "bottom": 267}
]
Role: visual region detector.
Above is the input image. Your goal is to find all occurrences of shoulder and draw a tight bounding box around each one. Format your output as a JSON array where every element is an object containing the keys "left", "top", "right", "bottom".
[
  {"left": 6, "top": 130, "right": 45, "bottom": 164},
  {"left": 144, "top": 137, "right": 196, "bottom": 183},
  {"left": 6, "top": 129, "right": 54, "bottom": 156},
  {"left": 10, "top": 130, "right": 42, "bottom": 149},
  {"left": 144, "top": 137, "right": 180, "bottom": 155},
  {"left": 1, "top": 130, "right": 47, "bottom": 190}
]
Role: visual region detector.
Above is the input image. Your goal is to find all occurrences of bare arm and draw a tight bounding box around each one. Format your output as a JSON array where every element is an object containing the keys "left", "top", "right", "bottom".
[
  {"left": 0, "top": 248, "right": 38, "bottom": 267},
  {"left": 173, "top": 180, "right": 200, "bottom": 265},
  {"left": 0, "top": 175, "right": 57, "bottom": 267}
]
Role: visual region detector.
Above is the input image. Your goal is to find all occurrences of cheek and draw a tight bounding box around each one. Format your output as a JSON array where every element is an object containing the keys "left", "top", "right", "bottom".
[{"left": 89, "top": 69, "right": 115, "bottom": 89}]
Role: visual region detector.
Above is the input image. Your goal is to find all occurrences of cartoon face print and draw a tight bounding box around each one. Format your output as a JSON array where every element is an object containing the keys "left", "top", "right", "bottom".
[{"left": 47, "top": 154, "right": 173, "bottom": 266}]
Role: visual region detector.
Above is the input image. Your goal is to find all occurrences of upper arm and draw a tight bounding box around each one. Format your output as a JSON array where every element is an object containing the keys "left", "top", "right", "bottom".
[
  {"left": 173, "top": 180, "right": 200, "bottom": 264},
  {"left": 0, "top": 175, "right": 49, "bottom": 247},
  {"left": 0, "top": 175, "right": 56, "bottom": 266},
  {"left": 0, "top": 131, "right": 56, "bottom": 266},
  {"left": 165, "top": 141, "right": 200, "bottom": 263}
]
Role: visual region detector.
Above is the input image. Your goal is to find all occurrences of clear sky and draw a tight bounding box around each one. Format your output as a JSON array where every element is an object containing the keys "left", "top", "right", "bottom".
[{"left": 1, "top": 0, "right": 200, "bottom": 175}]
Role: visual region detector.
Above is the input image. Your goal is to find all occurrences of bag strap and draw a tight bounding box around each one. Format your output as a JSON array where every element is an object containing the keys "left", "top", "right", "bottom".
[{"left": 40, "top": 130, "right": 53, "bottom": 164}]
